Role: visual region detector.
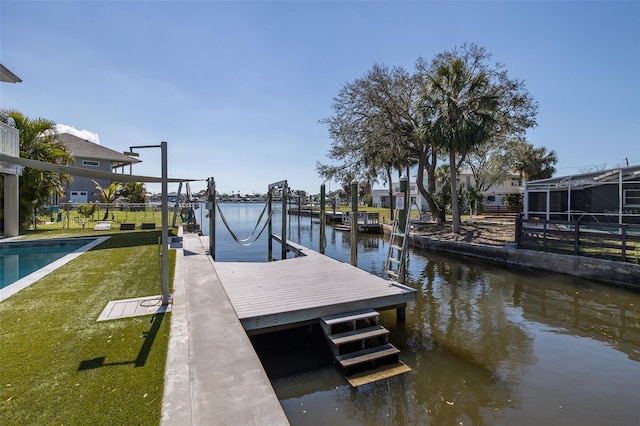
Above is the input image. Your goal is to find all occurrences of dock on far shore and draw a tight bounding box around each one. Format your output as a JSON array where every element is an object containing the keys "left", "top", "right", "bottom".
[{"left": 288, "top": 209, "right": 383, "bottom": 233}]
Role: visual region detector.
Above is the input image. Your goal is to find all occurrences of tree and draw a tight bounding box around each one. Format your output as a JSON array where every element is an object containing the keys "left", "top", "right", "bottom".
[
  {"left": 512, "top": 141, "right": 557, "bottom": 181},
  {"left": 93, "top": 180, "right": 123, "bottom": 220},
  {"left": 318, "top": 63, "right": 441, "bottom": 221},
  {"left": 75, "top": 203, "right": 97, "bottom": 228},
  {"left": 417, "top": 44, "right": 537, "bottom": 232},
  {"left": 0, "top": 109, "right": 74, "bottom": 229},
  {"left": 462, "top": 137, "right": 515, "bottom": 192},
  {"left": 120, "top": 181, "right": 147, "bottom": 203}
]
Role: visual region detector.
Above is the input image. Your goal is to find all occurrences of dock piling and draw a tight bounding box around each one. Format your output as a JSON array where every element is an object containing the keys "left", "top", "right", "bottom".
[{"left": 350, "top": 180, "right": 358, "bottom": 266}]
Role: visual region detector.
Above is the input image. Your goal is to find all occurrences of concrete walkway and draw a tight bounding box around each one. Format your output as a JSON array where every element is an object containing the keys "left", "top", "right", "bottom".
[{"left": 161, "top": 233, "right": 289, "bottom": 425}]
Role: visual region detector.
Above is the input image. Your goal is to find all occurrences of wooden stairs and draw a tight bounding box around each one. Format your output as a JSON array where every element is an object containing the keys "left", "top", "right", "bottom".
[{"left": 320, "top": 308, "right": 411, "bottom": 387}]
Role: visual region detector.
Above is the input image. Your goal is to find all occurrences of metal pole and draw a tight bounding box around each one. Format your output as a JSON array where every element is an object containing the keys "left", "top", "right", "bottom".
[
  {"left": 208, "top": 177, "right": 216, "bottom": 260},
  {"left": 350, "top": 179, "right": 358, "bottom": 266},
  {"left": 268, "top": 191, "right": 273, "bottom": 262},
  {"left": 281, "top": 182, "right": 288, "bottom": 260},
  {"left": 160, "top": 141, "right": 170, "bottom": 305},
  {"left": 320, "top": 183, "right": 326, "bottom": 254}
]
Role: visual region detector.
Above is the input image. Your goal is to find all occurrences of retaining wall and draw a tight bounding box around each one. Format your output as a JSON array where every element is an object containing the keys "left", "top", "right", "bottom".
[{"left": 409, "top": 234, "right": 640, "bottom": 290}]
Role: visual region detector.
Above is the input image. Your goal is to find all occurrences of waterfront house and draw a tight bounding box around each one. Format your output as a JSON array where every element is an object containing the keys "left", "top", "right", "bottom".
[{"left": 57, "top": 133, "right": 140, "bottom": 203}]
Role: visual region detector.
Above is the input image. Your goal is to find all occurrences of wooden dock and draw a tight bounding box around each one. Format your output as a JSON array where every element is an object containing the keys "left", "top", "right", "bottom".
[{"left": 211, "top": 240, "right": 415, "bottom": 334}]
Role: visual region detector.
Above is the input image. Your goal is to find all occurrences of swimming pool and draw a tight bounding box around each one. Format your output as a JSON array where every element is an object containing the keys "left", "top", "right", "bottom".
[{"left": 0, "top": 237, "right": 108, "bottom": 300}]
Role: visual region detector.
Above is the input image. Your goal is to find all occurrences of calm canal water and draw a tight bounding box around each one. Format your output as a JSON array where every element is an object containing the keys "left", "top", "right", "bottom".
[{"left": 201, "top": 203, "right": 640, "bottom": 425}]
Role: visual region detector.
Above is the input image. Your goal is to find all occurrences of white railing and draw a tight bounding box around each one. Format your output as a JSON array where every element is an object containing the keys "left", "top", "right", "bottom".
[{"left": 0, "top": 121, "right": 20, "bottom": 174}]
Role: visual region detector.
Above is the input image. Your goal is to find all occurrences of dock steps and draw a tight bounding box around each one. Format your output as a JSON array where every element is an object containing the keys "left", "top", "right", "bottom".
[
  {"left": 346, "top": 361, "right": 412, "bottom": 387},
  {"left": 335, "top": 343, "right": 399, "bottom": 368},
  {"left": 320, "top": 309, "right": 410, "bottom": 387}
]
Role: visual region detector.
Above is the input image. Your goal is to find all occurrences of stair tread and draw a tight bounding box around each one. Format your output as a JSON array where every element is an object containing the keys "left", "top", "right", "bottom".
[
  {"left": 336, "top": 343, "right": 400, "bottom": 368},
  {"left": 346, "top": 361, "right": 411, "bottom": 387},
  {"left": 328, "top": 325, "right": 389, "bottom": 346},
  {"left": 321, "top": 308, "right": 379, "bottom": 326}
]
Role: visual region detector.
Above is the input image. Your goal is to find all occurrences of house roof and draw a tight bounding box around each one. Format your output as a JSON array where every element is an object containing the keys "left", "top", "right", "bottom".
[
  {"left": 525, "top": 165, "right": 640, "bottom": 190},
  {"left": 0, "top": 64, "right": 22, "bottom": 83},
  {"left": 58, "top": 133, "right": 141, "bottom": 168}
]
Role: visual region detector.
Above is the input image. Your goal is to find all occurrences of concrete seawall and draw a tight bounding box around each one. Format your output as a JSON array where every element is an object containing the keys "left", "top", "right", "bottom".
[{"left": 407, "top": 233, "right": 640, "bottom": 290}]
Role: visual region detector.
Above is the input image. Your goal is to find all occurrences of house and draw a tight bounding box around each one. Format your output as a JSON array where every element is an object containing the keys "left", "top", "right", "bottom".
[
  {"left": 523, "top": 165, "right": 640, "bottom": 225},
  {"left": 0, "top": 63, "right": 22, "bottom": 237},
  {"left": 372, "top": 181, "right": 430, "bottom": 212},
  {"left": 57, "top": 133, "right": 140, "bottom": 203},
  {"left": 372, "top": 168, "right": 523, "bottom": 213}
]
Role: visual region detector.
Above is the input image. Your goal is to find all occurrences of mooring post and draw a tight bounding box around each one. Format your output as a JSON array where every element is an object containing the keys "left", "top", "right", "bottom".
[
  {"left": 397, "top": 306, "right": 406, "bottom": 323},
  {"left": 399, "top": 174, "right": 408, "bottom": 284},
  {"left": 320, "top": 183, "right": 326, "bottom": 254},
  {"left": 207, "top": 177, "right": 216, "bottom": 260},
  {"left": 350, "top": 179, "right": 358, "bottom": 266}
]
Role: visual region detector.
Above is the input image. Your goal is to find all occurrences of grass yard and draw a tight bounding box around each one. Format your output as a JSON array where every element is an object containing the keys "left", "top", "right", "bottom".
[{"left": 0, "top": 229, "right": 176, "bottom": 425}]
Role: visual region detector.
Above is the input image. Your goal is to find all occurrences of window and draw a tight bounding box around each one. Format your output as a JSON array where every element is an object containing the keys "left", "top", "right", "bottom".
[
  {"left": 511, "top": 178, "right": 522, "bottom": 186},
  {"left": 82, "top": 160, "right": 99, "bottom": 167},
  {"left": 487, "top": 195, "right": 496, "bottom": 202},
  {"left": 624, "top": 189, "right": 640, "bottom": 207}
]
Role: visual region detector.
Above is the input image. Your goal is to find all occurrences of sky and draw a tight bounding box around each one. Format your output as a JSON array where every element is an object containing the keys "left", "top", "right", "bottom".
[{"left": 1, "top": 0, "right": 639, "bottom": 196}]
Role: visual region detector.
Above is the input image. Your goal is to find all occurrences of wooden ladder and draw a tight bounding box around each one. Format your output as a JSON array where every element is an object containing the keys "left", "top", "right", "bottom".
[{"left": 320, "top": 308, "right": 410, "bottom": 387}]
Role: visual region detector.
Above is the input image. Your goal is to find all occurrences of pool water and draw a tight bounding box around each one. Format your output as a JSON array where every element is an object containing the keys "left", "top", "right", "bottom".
[{"left": 0, "top": 239, "right": 96, "bottom": 289}]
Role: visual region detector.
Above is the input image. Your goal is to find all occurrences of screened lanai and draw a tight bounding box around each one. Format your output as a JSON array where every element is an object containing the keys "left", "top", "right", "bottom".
[{"left": 523, "top": 165, "right": 640, "bottom": 225}]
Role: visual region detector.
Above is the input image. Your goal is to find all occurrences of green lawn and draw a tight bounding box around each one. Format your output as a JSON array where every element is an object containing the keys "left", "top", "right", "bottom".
[{"left": 0, "top": 229, "right": 175, "bottom": 425}]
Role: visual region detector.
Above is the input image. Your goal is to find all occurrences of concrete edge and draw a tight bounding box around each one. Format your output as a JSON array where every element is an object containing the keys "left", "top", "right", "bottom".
[
  {"left": 410, "top": 234, "right": 640, "bottom": 289},
  {"left": 161, "top": 229, "right": 193, "bottom": 425}
]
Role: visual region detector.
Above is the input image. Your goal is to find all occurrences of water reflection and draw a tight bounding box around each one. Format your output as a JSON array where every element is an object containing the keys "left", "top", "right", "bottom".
[{"left": 204, "top": 204, "right": 640, "bottom": 425}]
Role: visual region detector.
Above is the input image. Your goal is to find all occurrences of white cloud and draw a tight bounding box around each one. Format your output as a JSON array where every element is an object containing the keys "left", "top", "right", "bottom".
[{"left": 55, "top": 124, "right": 100, "bottom": 144}]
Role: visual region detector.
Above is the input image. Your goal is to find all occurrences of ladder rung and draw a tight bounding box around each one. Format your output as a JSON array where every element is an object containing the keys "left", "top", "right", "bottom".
[
  {"left": 388, "top": 258, "right": 400, "bottom": 264},
  {"left": 390, "top": 245, "right": 402, "bottom": 251},
  {"left": 385, "top": 270, "right": 398, "bottom": 277},
  {"left": 392, "top": 232, "right": 405, "bottom": 237}
]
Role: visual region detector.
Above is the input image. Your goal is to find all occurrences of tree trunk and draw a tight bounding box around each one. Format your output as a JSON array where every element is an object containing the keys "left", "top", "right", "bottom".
[
  {"left": 416, "top": 148, "right": 442, "bottom": 223},
  {"left": 449, "top": 149, "right": 460, "bottom": 233}
]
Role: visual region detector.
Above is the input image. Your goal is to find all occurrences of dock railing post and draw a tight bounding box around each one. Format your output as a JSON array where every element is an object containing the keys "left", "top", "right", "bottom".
[
  {"left": 207, "top": 177, "right": 216, "bottom": 260},
  {"left": 320, "top": 183, "right": 326, "bottom": 254},
  {"left": 281, "top": 182, "right": 288, "bottom": 260},
  {"left": 268, "top": 190, "right": 273, "bottom": 262},
  {"left": 350, "top": 179, "right": 358, "bottom": 266}
]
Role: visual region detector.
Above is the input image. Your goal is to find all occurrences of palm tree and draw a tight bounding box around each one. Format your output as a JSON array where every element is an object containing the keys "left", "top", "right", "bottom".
[
  {"left": 93, "top": 180, "right": 123, "bottom": 220},
  {"left": 423, "top": 57, "right": 499, "bottom": 232},
  {"left": 0, "top": 109, "right": 73, "bottom": 229},
  {"left": 418, "top": 44, "right": 537, "bottom": 232},
  {"left": 512, "top": 141, "right": 557, "bottom": 181}
]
